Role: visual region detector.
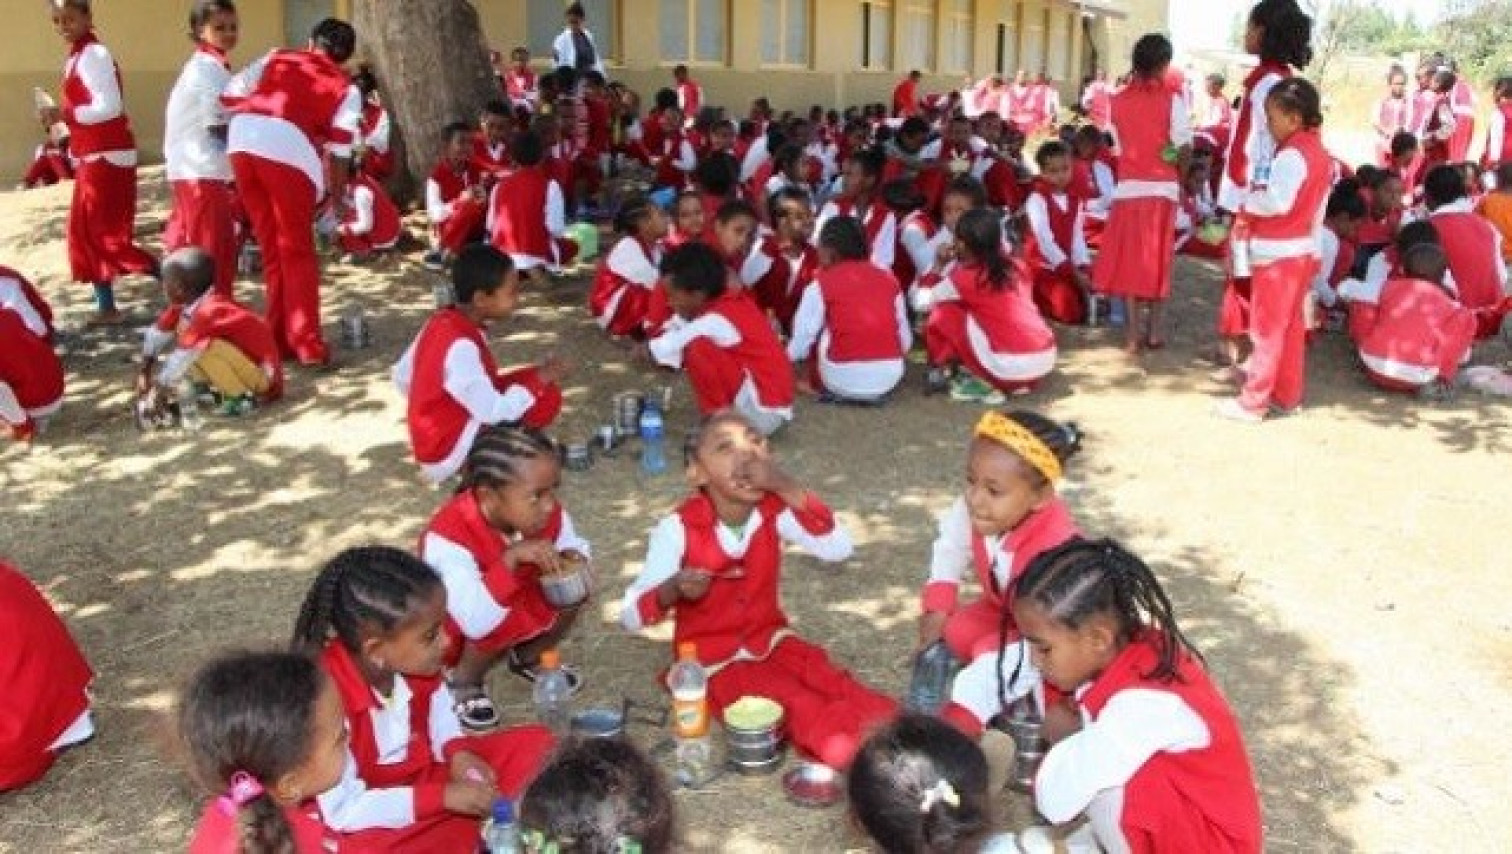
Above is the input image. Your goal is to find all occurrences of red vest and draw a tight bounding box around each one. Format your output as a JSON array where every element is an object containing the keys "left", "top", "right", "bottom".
[
  {"left": 946, "top": 261, "right": 1056, "bottom": 355},
  {"left": 430, "top": 158, "right": 482, "bottom": 205},
  {"left": 472, "top": 135, "right": 513, "bottom": 178},
  {"left": 175, "top": 293, "right": 286, "bottom": 400},
  {"left": 347, "top": 174, "right": 402, "bottom": 247},
  {"left": 1247, "top": 129, "right": 1331, "bottom": 243},
  {"left": 490, "top": 165, "right": 554, "bottom": 259},
  {"left": 678, "top": 80, "right": 702, "bottom": 118},
  {"left": 226, "top": 49, "right": 353, "bottom": 150},
  {"left": 1025, "top": 181, "right": 1083, "bottom": 273},
  {"left": 505, "top": 68, "right": 536, "bottom": 102},
  {"left": 1078, "top": 634, "right": 1262, "bottom": 853},
  {"left": 969, "top": 498, "right": 1077, "bottom": 616},
  {"left": 813, "top": 260, "right": 905, "bottom": 362},
  {"left": 1433, "top": 209, "right": 1504, "bottom": 311},
  {"left": 826, "top": 197, "right": 892, "bottom": 255},
  {"left": 61, "top": 34, "right": 134, "bottom": 156},
  {"left": 1226, "top": 62, "right": 1290, "bottom": 191},
  {"left": 704, "top": 290, "right": 795, "bottom": 408},
  {"left": 405, "top": 308, "right": 502, "bottom": 465},
  {"left": 590, "top": 236, "right": 659, "bottom": 324},
  {"left": 1109, "top": 79, "right": 1178, "bottom": 183},
  {"left": 893, "top": 211, "right": 936, "bottom": 287}
]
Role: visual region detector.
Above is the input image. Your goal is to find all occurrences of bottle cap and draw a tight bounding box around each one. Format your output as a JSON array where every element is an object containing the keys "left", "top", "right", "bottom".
[
  {"left": 491, "top": 798, "right": 514, "bottom": 823},
  {"left": 539, "top": 649, "right": 560, "bottom": 669},
  {"left": 676, "top": 641, "right": 698, "bottom": 660}
]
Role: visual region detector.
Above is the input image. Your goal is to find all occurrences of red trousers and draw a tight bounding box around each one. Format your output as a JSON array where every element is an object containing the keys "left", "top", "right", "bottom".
[
  {"left": 337, "top": 726, "right": 554, "bottom": 853},
  {"left": 1239, "top": 256, "right": 1317, "bottom": 413},
  {"left": 67, "top": 158, "right": 155, "bottom": 285},
  {"left": 684, "top": 338, "right": 756, "bottom": 415},
  {"left": 437, "top": 198, "right": 487, "bottom": 253},
  {"left": 943, "top": 599, "right": 1007, "bottom": 660},
  {"left": 1218, "top": 276, "right": 1252, "bottom": 337},
  {"left": 925, "top": 304, "right": 1042, "bottom": 393},
  {"left": 166, "top": 179, "right": 239, "bottom": 298},
  {"left": 23, "top": 149, "right": 71, "bottom": 188},
  {"left": 1031, "top": 266, "right": 1087, "bottom": 324},
  {"left": 337, "top": 230, "right": 395, "bottom": 254},
  {"left": 1473, "top": 297, "right": 1512, "bottom": 340},
  {"left": 231, "top": 153, "right": 327, "bottom": 364},
  {"left": 707, "top": 637, "right": 898, "bottom": 770}
]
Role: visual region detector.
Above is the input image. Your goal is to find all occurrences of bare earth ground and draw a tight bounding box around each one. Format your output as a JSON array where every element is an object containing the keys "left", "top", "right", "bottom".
[{"left": 1, "top": 170, "right": 1509, "bottom": 853}]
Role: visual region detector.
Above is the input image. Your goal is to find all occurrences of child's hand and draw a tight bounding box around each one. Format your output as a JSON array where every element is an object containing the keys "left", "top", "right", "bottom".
[
  {"left": 917, "top": 611, "right": 948, "bottom": 653},
  {"left": 670, "top": 569, "right": 713, "bottom": 602},
  {"left": 443, "top": 779, "right": 496, "bottom": 817},
  {"left": 1073, "top": 268, "right": 1093, "bottom": 291},
  {"left": 509, "top": 539, "right": 563, "bottom": 574},
  {"left": 740, "top": 454, "right": 799, "bottom": 499},
  {"left": 449, "top": 750, "right": 497, "bottom": 788},
  {"left": 1041, "top": 697, "right": 1083, "bottom": 746},
  {"left": 39, "top": 106, "right": 61, "bottom": 127},
  {"left": 538, "top": 354, "right": 572, "bottom": 384}
]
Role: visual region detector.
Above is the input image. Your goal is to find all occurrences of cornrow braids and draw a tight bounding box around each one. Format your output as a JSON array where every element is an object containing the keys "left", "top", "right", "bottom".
[
  {"left": 291, "top": 546, "right": 442, "bottom": 654},
  {"left": 458, "top": 423, "right": 559, "bottom": 493}
]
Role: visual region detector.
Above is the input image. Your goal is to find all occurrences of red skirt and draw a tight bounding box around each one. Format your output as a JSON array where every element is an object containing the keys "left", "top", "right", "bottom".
[
  {"left": 1091, "top": 195, "right": 1176, "bottom": 300},
  {"left": 1218, "top": 276, "right": 1252, "bottom": 337},
  {"left": 68, "top": 158, "right": 156, "bottom": 284}
]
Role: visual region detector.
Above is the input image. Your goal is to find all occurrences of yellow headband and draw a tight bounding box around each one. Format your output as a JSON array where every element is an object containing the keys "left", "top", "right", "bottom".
[{"left": 974, "top": 411, "right": 1062, "bottom": 484}]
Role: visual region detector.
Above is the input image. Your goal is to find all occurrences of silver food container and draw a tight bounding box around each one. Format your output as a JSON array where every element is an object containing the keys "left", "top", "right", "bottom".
[
  {"left": 540, "top": 556, "right": 592, "bottom": 608},
  {"left": 725, "top": 709, "right": 786, "bottom": 776}
]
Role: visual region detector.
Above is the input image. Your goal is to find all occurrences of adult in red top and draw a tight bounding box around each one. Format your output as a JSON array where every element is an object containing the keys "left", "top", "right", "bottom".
[
  {"left": 223, "top": 18, "right": 361, "bottom": 367},
  {"left": 50, "top": 0, "right": 158, "bottom": 324},
  {"left": 0, "top": 560, "right": 94, "bottom": 791},
  {"left": 893, "top": 70, "right": 923, "bottom": 118}
]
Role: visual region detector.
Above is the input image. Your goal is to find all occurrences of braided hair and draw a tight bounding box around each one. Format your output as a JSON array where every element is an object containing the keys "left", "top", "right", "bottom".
[
  {"left": 290, "top": 546, "right": 442, "bottom": 654},
  {"left": 459, "top": 423, "right": 559, "bottom": 494}
]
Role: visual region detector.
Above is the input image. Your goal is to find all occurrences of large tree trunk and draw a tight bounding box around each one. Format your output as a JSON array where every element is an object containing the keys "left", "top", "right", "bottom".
[{"left": 352, "top": 0, "right": 497, "bottom": 203}]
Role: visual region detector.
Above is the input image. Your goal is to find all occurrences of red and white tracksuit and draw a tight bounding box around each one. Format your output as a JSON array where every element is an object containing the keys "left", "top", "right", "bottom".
[
  {"left": 0, "top": 270, "right": 63, "bottom": 435},
  {"left": 1358, "top": 276, "right": 1476, "bottom": 392},
  {"left": 1309, "top": 224, "right": 1358, "bottom": 313},
  {"left": 142, "top": 291, "right": 285, "bottom": 401},
  {"left": 648, "top": 290, "right": 795, "bottom": 435},
  {"left": 337, "top": 174, "right": 402, "bottom": 254},
  {"left": 1034, "top": 633, "right": 1263, "bottom": 854},
  {"left": 1218, "top": 63, "right": 1289, "bottom": 214},
  {"left": 60, "top": 31, "right": 156, "bottom": 287},
  {"left": 1082, "top": 80, "right": 1113, "bottom": 130},
  {"left": 420, "top": 495, "right": 590, "bottom": 664},
  {"left": 1430, "top": 200, "right": 1511, "bottom": 338},
  {"left": 1373, "top": 93, "right": 1410, "bottom": 165},
  {"left": 164, "top": 43, "right": 238, "bottom": 297},
  {"left": 504, "top": 68, "right": 537, "bottom": 111},
  {"left": 894, "top": 209, "right": 941, "bottom": 297},
  {"left": 590, "top": 235, "right": 663, "bottom": 337},
  {"left": 393, "top": 307, "right": 563, "bottom": 483},
  {"left": 487, "top": 165, "right": 576, "bottom": 272},
  {"left": 1448, "top": 77, "right": 1477, "bottom": 163},
  {"left": 620, "top": 492, "right": 898, "bottom": 769},
  {"left": 814, "top": 197, "right": 898, "bottom": 270},
  {"left": 786, "top": 259, "right": 909, "bottom": 400},
  {"left": 425, "top": 157, "right": 487, "bottom": 253},
  {"left": 314, "top": 642, "right": 554, "bottom": 852},
  {"left": 224, "top": 48, "right": 362, "bottom": 365},
  {"left": 358, "top": 100, "right": 394, "bottom": 180},
  {"left": 926, "top": 260, "right": 1058, "bottom": 392},
  {"left": 1024, "top": 180, "right": 1092, "bottom": 323}
]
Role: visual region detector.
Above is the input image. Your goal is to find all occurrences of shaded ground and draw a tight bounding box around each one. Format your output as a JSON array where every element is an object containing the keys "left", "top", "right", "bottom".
[{"left": 1, "top": 171, "right": 1509, "bottom": 852}]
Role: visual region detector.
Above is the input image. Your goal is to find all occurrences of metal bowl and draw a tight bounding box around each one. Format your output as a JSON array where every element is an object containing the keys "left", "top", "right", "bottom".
[{"left": 540, "top": 556, "right": 592, "bottom": 608}]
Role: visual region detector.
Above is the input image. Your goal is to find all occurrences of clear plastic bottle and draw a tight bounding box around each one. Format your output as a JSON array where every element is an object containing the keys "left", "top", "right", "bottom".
[
  {"left": 531, "top": 649, "right": 571, "bottom": 737},
  {"left": 177, "top": 376, "right": 204, "bottom": 433},
  {"left": 481, "top": 798, "right": 521, "bottom": 854},
  {"left": 905, "top": 640, "right": 957, "bottom": 714},
  {"left": 639, "top": 401, "right": 666, "bottom": 475},
  {"left": 667, "top": 641, "right": 713, "bottom": 786}
]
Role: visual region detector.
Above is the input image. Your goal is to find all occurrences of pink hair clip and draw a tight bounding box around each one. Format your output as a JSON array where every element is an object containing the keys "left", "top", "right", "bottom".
[{"left": 215, "top": 771, "right": 266, "bottom": 816}]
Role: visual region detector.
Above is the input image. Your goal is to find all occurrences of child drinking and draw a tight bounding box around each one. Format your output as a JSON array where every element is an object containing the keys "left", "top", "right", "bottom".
[
  {"left": 788, "top": 216, "right": 910, "bottom": 403},
  {"left": 1012, "top": 539, "right": 1262, "bottom": 853},
  {"left": 0, "top": 267, "right": 63, "bottom": 444},
  {"left": 924, "top": 208, "right": 1057, "bottom": 404},
  {"left": 181, "top": 651, "right": 345, "bottom": 852},
  {"left": 520, "top": 737, "right": 676, "bottom": 854},
  {"left": 394, "top": 245, "right": 567, "bottom": 483},
  {"left": 292, "top": 546, "right": 555, "bottom": 850},
  {"left": 919, "top": 410, "right": 1081, "bottom": 736},
  {"left": 420, "top": 425, "right": 590, "bottom": 732},
  {"left": 590, "top": 193, "right": 667, "bottom": 339},
  {"left": 648, "top": 243, "right": 795, "bottom": 436},
  {"left": 619, "top": 411, "right": 898, "bottom": 777},
  {"left": 1024, "top": 141, "right": 1094, "bottom": 325}
]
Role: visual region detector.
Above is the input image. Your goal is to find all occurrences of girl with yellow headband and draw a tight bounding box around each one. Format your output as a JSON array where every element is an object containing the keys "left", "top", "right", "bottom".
[{"left": 917, "top": 409, "right": 1082, "bottom": 737}]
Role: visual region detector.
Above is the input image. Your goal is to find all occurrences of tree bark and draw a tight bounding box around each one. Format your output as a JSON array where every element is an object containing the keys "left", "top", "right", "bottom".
[{"left": 352, "top": 0, "right": 497, "bottom": 204}]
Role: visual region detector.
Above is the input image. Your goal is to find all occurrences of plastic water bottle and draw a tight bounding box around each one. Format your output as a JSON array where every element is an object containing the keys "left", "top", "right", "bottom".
[
  {"left": 177, "top": 377, "right": 204, "bottom": 433},
  {"left": 668, "top": 641, "right": 713, "bottom": 787},
  {"left": 905, "top": 640, "right": 957, "bottom": 714},
  {"left": 531, "top": 649, "right": 571, "bottom": 737},
  {"left": 481, "top": 799, "right": 521, "bottom": 853},
  {"left": 639, "top": 401, "right": 666, "bottom": 475}
]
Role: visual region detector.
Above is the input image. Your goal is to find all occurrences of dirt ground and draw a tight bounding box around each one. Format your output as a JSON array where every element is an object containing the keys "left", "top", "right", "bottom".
[{"left": 1, "top": 170, "right": 1509, "bottom": 853}]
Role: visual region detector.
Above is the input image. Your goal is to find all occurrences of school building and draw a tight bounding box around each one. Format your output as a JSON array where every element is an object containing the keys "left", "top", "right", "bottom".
[{"left": 1, "top": 0, "right": 1167, "bottom": 180}]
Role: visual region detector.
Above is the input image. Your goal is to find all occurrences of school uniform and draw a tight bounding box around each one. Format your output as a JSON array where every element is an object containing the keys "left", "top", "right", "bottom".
[
  {"left": 315, "top": 641, "right": 554, "bottom": 851},
  {"left": 504, "top": 68, "right": 538, "bottom": 111},
  {"left": 892, "top": 77, "right": 920, "bottom": 117},
  {"left": 814, "top": 197, "right": 897, "bottom": 270},
  {"left": 926, "top": 261, "right": 1057, "bottom": 392},
  {"left": 1309, "top": 223, "right": 1357, "bottom": 315},
  {"left": 1175, "top": 188, "right": 1227, "bottom": 260},
  {"left": 1218, "top": 62, "right": 1289, "bottom": 214},
  {"left": 187, "top": 801, "right": 334, "bottom": 854},
  {"left": 143, "top": 292, "right": 284, "bottom": 402},
  {"left": 1420, "top": 92, "right": 1456, "bottom": 172},
  {"left": 425, "top": 158, "right": 487, "bottom": 254},
  {"left": 648, "top": 290, "right": 795, "bottom": 435},
  {"left": 1373, "top": 93, "right": 1410, "bottom": 165},
  {"left": 1430, "top": 200, "right": 1511, "bottom": 338},
  {"left": 1082, "top": 79, "right": 1113, "bottom": 130},
  {"left": 486, "top": 165, "right": 576, "bottom": 272},
  {"left": 621, "top": 491, "right": 898, "bottom": 770},
  {"left": 337, "top": 174, "right": 402, "bottom": 254},
  {"left": 635, "top": 131, "right": 697, "bottom": 191},
  {"left": 1482, "top": 102, "right": 1512, "bottom": 171},
  {"left": 164, "top": 42, "right": 237, "bottom": 298},
  {"left": 1358, "top": 276, "right": 1476, "bottom": 393},
  {"left": 676, "top": 79, "right": 703, "bottom": 125},
  {"left": 787, "top": 259, "right": 909, "bottom": 401},
  {"left": 224, "top": 48, "right": 362, "bottom": 366},
  {"left": 358, "top": 100, "right": 394, "bottom": 180},
  {"left": 471, "top": 135, "right": 513, "bottom": 182},
  {"left": 1449, "top": 77, "right": 1477, "bottom": 162},
  {"left": 1091, "top": 79, "right": 1190, "bottom": 302},
  {"left": 393, "top": 307, "right": 563, "bottom": 483},
  {"left": 1235, "top": 128, "right": 1332, "bottom": 415},
  {"left": 0, "top": 561, "right": 94, "bottom": 791},
  {"left": 915, "top": 138, "right": 990, "bottom": 214},
  {"left": 1197, "top": 94, "right": 1234, "bottom": 153},
  {"left": 1007, "top": 85, "right": 1039, "bottom": 137},
  {"left": 590, "top": 236, "right": 662, "bottom": 338},
  {"left": 1024, "top": 179, "right": 1092, "bottom": 323},
  {"left": 60, "top": 31, "right": 156, "bottom": 288},
  {"left": 22, "top": 122, "right": 73, "bottom": 188},
  {"left": 0, "top": 270, "right": 64, "bottom": 436},
  {"left": 895, "top": 210, "right": 940, "bottom": 296},
  {"left": 923, "top": 498, "right": 1078, "bottom": 736},
  {"left": 421, "top": 494, "right": 590, "bottom": 663},
  {"left": 1034, "top": 633, "right": 1262, "bottom": 854}
]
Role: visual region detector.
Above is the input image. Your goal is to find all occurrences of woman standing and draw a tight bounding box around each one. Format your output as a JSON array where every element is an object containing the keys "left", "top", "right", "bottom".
[{"left": 551, "top": 2, "right": 606, "bottom": 78}]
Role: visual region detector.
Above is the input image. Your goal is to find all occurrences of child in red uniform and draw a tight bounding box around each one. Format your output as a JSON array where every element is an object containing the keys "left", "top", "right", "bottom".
[
  {"left": 1196, "top": 73, "right": 1235, "bottom": 155},
  {"left": 420, "top": 426, "right": 590, "bottom": 732},
  {"left": 1071, "top": 125, "right": 1116, "bottom": 243},
  {"left": 137, "top": 248, "right": 283, "bottom": 416},
  {"left": 50, "top": 0, "right": 158, "bottom": 324},
  {"left": 1373, "top": 66, "right": 1411, "bottom": 166},
  {"left": 591, "top": 195, "right": 668, "bottom": 338},
  {"left": 0, "top": 267, "right": 63, "bottom": 443},
  {"left": 673, "top": 64, "right": 702, "bottom": 125},
  {"left": 764, "top": 187, "right": 821, "bottom": 335},
  {"left": 1217, "top": 78, "right": 1332, "bottom": 423},
  {"left": 1091, "top": 34, "right": 1191, "bottom": 355},
  {"left": 926, "top": 209, "right": 1057, "bottom": 403},
  {"left": 1358, "top": 243, "right": 1476, "bottom": 398},
  {"left": 1176, "top": 158, "right": 1228, "bottom": 260},
  {"left": 394, "top": 246, "right": 567, "bottom": 483},
  {"left": 1014, "top": 539, "right": 1263, "bottom": 854},
  {"left": 1025, "top": 141, "right": 1093, "bottom": 325},
  {"left": 649, "top": 242, "right": 795, "bottom": 435},
  {"left": 0, "top": 560, "right": 93, "bottom": 790},
  {"left": 425, "top": 122, "right": 488, "bottom": 269},
  {"left": 887, "top": 180, "right": 940, "bottom": 297},
  {"left": 353, "top": 66, "right": 394, "bottom": 181},
  {"left": 181, "top": 651, "right": 345, "bottom": 854},
  {"left": 1482, "top": 78, "right": 1512, "bottom": 173},
  {"left": 519, "top": 738, "right": 676, "bottom": 854},
  {"left": 918, "top": 411, "right": 1081, "bottom": 736},
  {"left": 788, "top": 216, "right": 909, "bottom": 403},
  {"left": 292, "top": 546, "right": 555, "bottom": 852},
  {"left": 488, "top": 130, "right": 577, "bottom": 282},
  {"left": 1424, "top": 164, "right": 1511, "bottom": 339},
  {"left": 473, "top": 100, "right": 514, "bottom": 182},
  {"left": 335, "top": 165, "right": 401, "bottom": 260},
  {"left": 21, "top": 103, "right": 73, "bottom": 189},
  {"left": 1419, "top": 70, "right": 1457, "bottom": 176},
  {"left": 1310, "top": 183, "right": 1366, "bottom": 330},
  {"left": 503, "top": 47, "right": 537, "bottom": 112},
  {"left": 816, "top": 148, "right": 898, "bottom": 269},
  {"left": 620, "top": 410, "right": 899, "bottom": 778}
]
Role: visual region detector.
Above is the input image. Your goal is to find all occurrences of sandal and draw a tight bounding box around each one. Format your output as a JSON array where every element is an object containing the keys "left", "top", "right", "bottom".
[
  {"left": 507, "top": 651, "right": 584, "bottom": 696},
  {"left": 449, "top": 683, "right": 500, "bottom": 732}
]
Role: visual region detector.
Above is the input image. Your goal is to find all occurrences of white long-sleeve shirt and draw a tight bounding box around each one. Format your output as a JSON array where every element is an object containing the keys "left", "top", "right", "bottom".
[
  {"left": 224, "top": 50, "right": 362, "bottom": 194},
  {"left": 786, "top": 285, "right": 910, "bottom": 400},
  {"left": 1024, "top": 192, "right": 1090, "bottom": 269},
  {"left": 164, "top": 50, "right": 232, "bottom": 181},
  {"left": 1241, "top": 146, "right": 1320, "bottom": 261}
]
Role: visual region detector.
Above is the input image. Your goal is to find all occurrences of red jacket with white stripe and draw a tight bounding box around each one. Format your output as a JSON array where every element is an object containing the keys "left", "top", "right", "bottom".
[
  {"left": 1359, "top": 276, "right": 1476, "bottom": 382},
  {"left": 222, "top": 49, "right": 354, "bottom": 151},
  {"left": 938, "top": 261, "right": 1056, "bottom": 356},
  {"left": 808, "top": 259, "right": 906, "bottom": 362},
  {"left": 61, "top": 33, "right": 134, "bottom": 156},
  {"left": 1024, "top": 180, "right": 1085, "bottom": 274},
  {"left": 489, "top": 165, "right": 557, "bottom": 260},
  {"left": 1244, "top": 129, "right": 1331, "bottom": 254}
]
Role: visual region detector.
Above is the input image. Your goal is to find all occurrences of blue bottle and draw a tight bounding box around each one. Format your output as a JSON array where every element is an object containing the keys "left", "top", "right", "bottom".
[
  {"left": 905, "top": 640, "right": 957, "bottom": 714},
  {"left": 640, "top": 401, "right": 666, "bottom": 475},
  {"left": 481, "top": 799, "right": 520, "bottom": 853}
]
